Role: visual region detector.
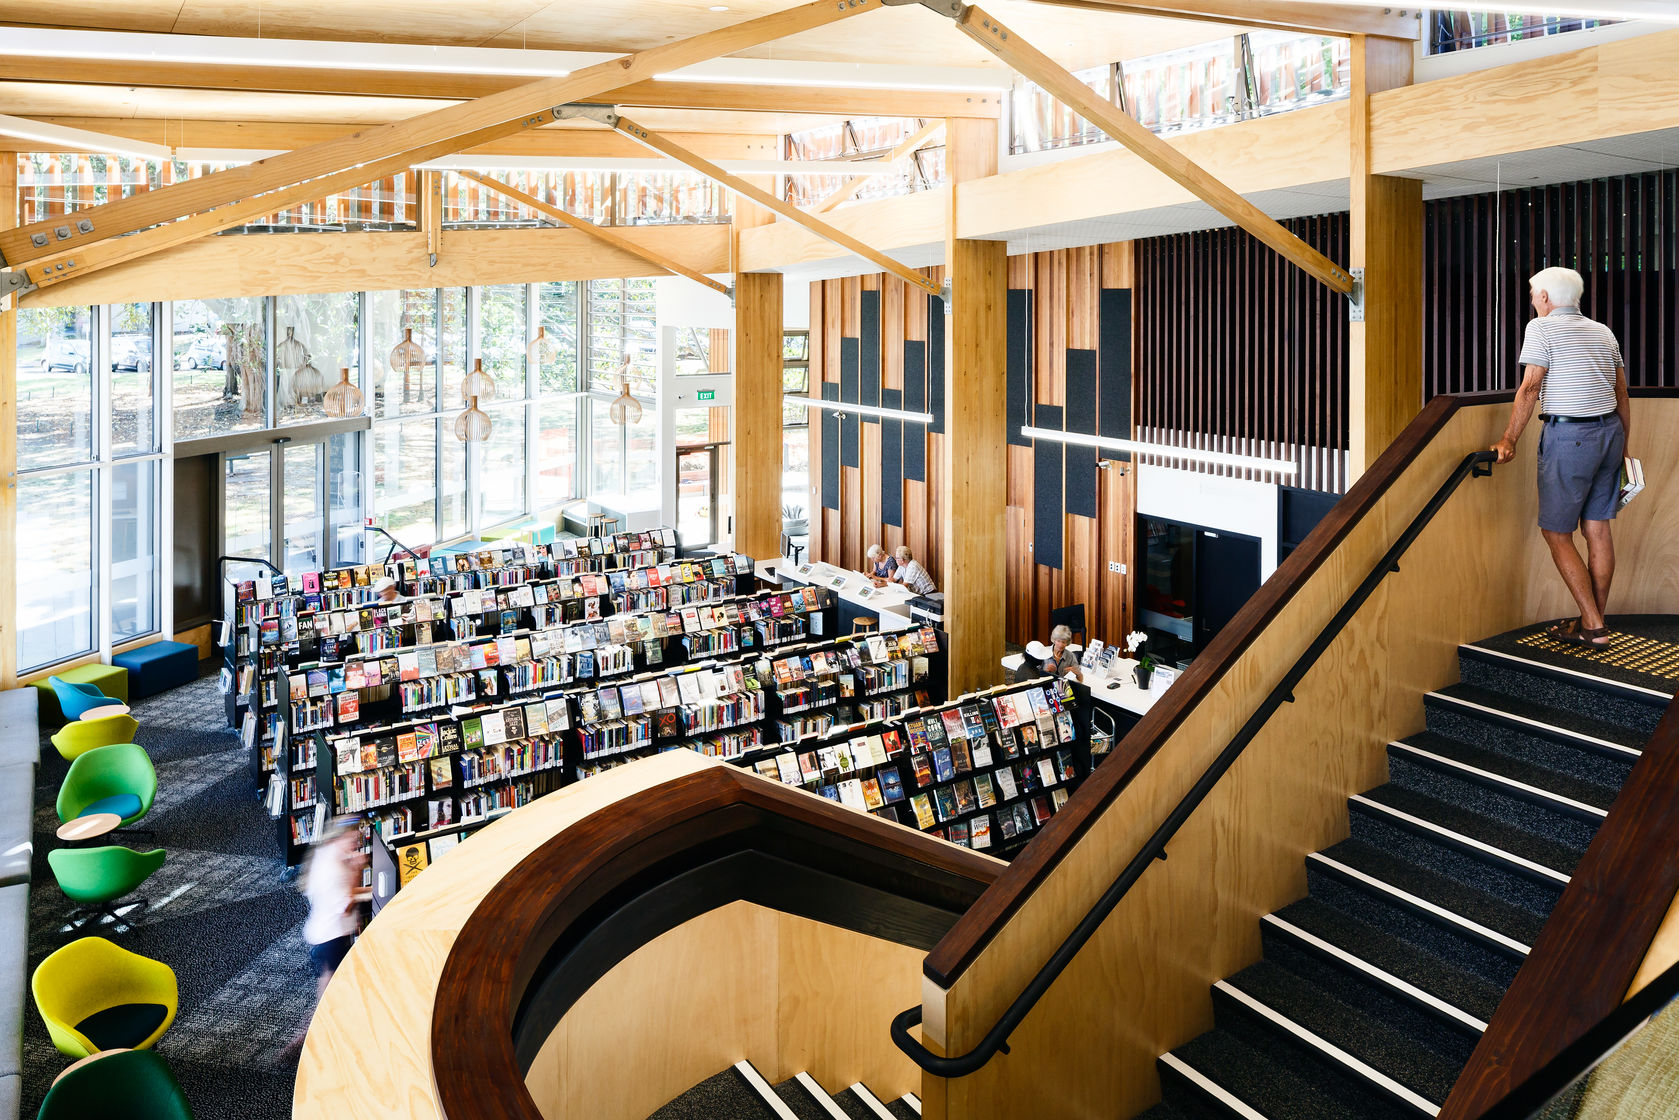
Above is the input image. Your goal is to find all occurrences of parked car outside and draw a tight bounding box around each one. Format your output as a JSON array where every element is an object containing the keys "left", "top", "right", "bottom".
[
  {"left": 41, "top": 337, "right": 89, "bottom": 374},
  {"left": 111, "top": 336, "right": 153, "bottom": 372},
  {"left": 182, "top": 335, "right": 227, "bottom": 370}
]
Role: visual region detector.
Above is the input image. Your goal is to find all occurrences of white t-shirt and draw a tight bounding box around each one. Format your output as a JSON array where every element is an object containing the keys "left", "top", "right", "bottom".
[{"left": 302, "top": 855, "right": 358, "bottom": 945}]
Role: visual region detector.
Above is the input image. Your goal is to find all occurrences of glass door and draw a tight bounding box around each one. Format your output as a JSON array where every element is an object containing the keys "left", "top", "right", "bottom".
[
  {"left": 281, "top": 442, "right": 325, "bottom": 572},
  {"left": 676, "top": 444, "right": 721, "bottom": 549},
  {"left": 223, "top": 450, "right": 273, "bottom": 567},
  {"left": 223, "top": 429, "right": 366, "bottom": 577}
]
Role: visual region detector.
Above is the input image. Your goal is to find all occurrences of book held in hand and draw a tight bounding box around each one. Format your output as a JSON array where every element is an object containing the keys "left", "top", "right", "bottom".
[{"left": 1618, "top": 456, "right": 1645, "bottom": 512}]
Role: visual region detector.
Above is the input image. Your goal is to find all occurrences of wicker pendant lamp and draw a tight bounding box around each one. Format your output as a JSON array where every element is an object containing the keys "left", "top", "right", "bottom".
[
  {"left": 388, "top": 327, "right": 425, "bottom": 375},
  {"left": 322, "top": 366, "right": 364, "bottom": 418},
  {"left": 461, "top": 358, "right": 497, "bottom": 404},
  {"left": 454, "top": 395, "right": 492, "bottom": 443},
  {"left": 527, "top": 326, "right": 559, "bottom": 370},
  {"left": 292, "top": 355, "right": 327, "bottom": 400},
  {"left": 609, "top": 352, "right": 643, "bottom": 426}
]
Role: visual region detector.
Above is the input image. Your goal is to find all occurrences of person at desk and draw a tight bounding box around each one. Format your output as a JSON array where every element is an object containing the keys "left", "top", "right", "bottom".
[
  {"left": 372, "top": 576, "right": 400, "bottom": 604},
  {"left": 886, "top": 545, "right": 936, "bottom": 596},
  {"left": 864, "top": 544, "right": 897, "bottom": 582},
  {"left": 1034, "top": 625, "right": 1084, "bottom": 683}
]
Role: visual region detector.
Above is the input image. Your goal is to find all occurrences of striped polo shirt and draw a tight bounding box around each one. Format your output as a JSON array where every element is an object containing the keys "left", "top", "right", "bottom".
[{"left": 1517, "top": 307, "right": 1623, "bottom": 416}]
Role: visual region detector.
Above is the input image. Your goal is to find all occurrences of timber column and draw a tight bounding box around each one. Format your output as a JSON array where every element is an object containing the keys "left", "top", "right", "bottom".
[
  {"left": 730, "top": 184, "right": 783, "bottom": 561},
  {"left": 941, "top": 117, "right": 1007, "bottom": 695},
  {"left": 1348, "top": 34, "right": 1424, "bottom": 478}
]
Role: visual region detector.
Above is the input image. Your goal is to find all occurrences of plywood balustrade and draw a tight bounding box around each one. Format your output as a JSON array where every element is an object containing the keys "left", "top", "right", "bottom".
[
  {"left": 919, "top": 395, "right": 1679, "bottom": 1120},
  {"left": 807, "top": 245, "right": 1136, "bottom": 649}
]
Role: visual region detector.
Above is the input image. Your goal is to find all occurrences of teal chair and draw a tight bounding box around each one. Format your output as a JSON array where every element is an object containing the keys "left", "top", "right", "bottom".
[
  {"left": 36, "top": 1048, "right": 192, "bottom": 1119},
  {"left": 47, "top": 677, "right": 113, "bottom": 722},
  {"left": 56, "top": 744, "right": 157, "bottom": 830},
  {"left": 48, "top": 846, "right": 166, "bottom": 933}
]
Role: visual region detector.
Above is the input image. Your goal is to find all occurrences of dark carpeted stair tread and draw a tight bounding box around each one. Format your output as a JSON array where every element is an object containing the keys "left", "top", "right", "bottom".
[
  {"left": 1384, "top": 751, "right": 1600, "bottom": 856},
  {"left": 1464, "top": 616, "right": 1679, "bottom": 706},
  {"left": 1169, "top": 1028, "right": 1367, "bottom": 1119},
  {"left": 1271, "top": 898, "right": 1503, "bottom": 1025},
  {"left": 1222, "top": 961, "right": 1460, "bottom": 1106},
  {"left": 1455, "top": 645, "right": 1666, "bottom": 736},
  {"left": 831, "top": 1087, "right": 884, "bottom": 1120},
  {"left": 885, "top": 1098, "right": 919, "bottom": 1120},
  {"left": 1314, "top": 840, "right": 1545, "bottom": 951},
  {"left": 1355, "top": 783, "right": 1583, "bottom": 877},
  {"left": 1429, "top": 683, "right": 1649, "bottom": 754},
  {"left": 1393, "top": 731, "right": 1623, "bottom": 813},
  {"left": 775, "top": 1077, "right": 838, "bottom": 1120},
  {"left": 648, "top": 1068, "right": 781, "bottom": 1120}
]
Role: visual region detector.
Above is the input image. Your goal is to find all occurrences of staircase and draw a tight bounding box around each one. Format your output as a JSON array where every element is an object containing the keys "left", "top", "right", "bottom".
[
  {"left": 649, "top": 1060, "right": 921, "bottom": 1120},
  {"left": 1141, "top": 630, "right": 1670, "bottom": 1120}
]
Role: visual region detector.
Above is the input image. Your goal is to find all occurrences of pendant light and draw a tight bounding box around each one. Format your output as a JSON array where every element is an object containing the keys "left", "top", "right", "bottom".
[
  {"left": 389, "top": 326, "right": 426, "bottom": 404},
  {"left": 322, "top": 366, "right": 365, "bottom": 418},
  {"left": 292, "top": 354, "right": 327, "bottom": 401},
  {"left": 609, "top": 352, "right": 643, "bottom": 426},
  {"left": 454, "top": 395, "right": 492, "bottom": 442},
  {"left": 527, "top": 325, "right": 559, "bottom": 371},
  {"left": 461, "top": 357, "right": 497, "bottom": 403}
]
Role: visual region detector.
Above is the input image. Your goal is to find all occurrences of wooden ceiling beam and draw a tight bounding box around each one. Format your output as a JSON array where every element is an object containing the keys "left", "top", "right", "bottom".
[
  {"left": 613, "top": 111, "right": 943, "bottom": 297},
  {"left": 1021, "top": 0, "right": 1421, "bottom": 39},
  {"left": 0, "top": 0, "right": 894, "bottom": 273},
  {"left": 454, "top": 169, "right": 730, "bottom": 295},
  {"left": 950, "top": 3, "right": 1355, "bottom": 295},
  {"left": 813, "top": 120, "right": 944, "bottom": 213},
  {"left": 0, "top": 56, "right": 1002, "bottom": 118}
]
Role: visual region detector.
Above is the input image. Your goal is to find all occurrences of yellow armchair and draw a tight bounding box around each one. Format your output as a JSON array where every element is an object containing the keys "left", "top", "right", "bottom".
[
  {"left": 32, "top": 936, "right": 178, "bottom": 1057},
  {"left": 50, "top": 713, "right": 141, "bottom": 761}
]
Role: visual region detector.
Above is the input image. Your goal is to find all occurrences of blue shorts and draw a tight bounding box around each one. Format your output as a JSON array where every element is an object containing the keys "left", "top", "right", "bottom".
[{"left": 1537, "top": 415, "right": 1625, "bottom": 532}]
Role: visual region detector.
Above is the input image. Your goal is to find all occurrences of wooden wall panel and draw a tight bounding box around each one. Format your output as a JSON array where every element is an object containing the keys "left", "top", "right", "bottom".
[{"left": 808, "top": 249, "right": 1135, "bottom": 649}]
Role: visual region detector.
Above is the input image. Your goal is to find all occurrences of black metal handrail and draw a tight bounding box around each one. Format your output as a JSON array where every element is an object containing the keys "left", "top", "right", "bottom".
[
  {"left": 218, "top": 553, "right": 283, "bottom": 580},
  {"left": 891, "top": 450, "right": 1498, "bottom": 1077},
  {"left": 366, "top": 524, "right": 421, "bottom": 565}
]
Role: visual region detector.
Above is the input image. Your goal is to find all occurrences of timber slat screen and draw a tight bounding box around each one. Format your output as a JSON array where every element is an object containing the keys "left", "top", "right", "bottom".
[
  {"left": 1425, "top": 170, "right": 1678, "bottom": 396},
  {"left": 1134, "top": 214, "right": 1350, "bottom": 465}
]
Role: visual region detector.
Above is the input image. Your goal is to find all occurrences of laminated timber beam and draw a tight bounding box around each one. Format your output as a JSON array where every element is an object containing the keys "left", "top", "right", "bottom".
[
  {"left": 453, "top": 169, "right": 730, "bottom": 296},
  {"left": 0, "top": 0, "right": 895, "bottom": 272},
  {"left": 897, "top": 0, "right": 1356, "bottom": 296},
  {"left": 812, "top": 120, "right": 945, "bottom": 213},
  {"left": 612, "top": 112, "right": 944, "bottom": 298}
]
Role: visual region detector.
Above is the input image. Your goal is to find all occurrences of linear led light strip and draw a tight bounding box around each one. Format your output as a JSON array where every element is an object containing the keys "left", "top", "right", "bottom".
[
  {"left": 808, "top": 397, "right": 934, "bottom": 424},
  {"left": 1019, "top": 425, "right": 1298, "bottom": 476}
]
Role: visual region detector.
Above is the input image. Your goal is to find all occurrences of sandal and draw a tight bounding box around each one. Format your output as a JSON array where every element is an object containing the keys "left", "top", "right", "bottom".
[
  {"left": 1560, "top": 624, "right": 1612, "bottom": 650},
  {"left": 1545, "top": 618, "right": 1581, "bottom": 641}
]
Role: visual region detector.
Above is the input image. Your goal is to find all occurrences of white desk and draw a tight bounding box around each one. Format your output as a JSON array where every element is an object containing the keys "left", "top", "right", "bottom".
[
  {"left": 759, "top": 557, "right": 917, "bottom": 632},
  {"left": 1001, "top": 652, "right": 1164, "bottom": 718}
]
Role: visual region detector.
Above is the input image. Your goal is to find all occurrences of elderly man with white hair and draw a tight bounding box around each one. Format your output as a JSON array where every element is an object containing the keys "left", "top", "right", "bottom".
[{"left": 1492, "top": 265, "right": 1631, "bottom": 650}]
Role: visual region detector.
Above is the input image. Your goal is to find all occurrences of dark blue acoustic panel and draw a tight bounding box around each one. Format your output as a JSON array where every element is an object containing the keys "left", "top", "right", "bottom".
[
  {"left": 820, "top": 382, "right": 840, "bottom": 511},
  {"left": 860, "top": 289, "right": 881, "bottom": 416},
  {"left": 1098, "top": 287, "right": 1132, "bottom": 452},
  {"left": 839, "top": 337, "right": 860, "bottom": 468},
  {"left": 1064, "top": 349, "right": 1098, "bottom": 518},
  {"left": 1007, "top": 289, "right": 1033, "bottom": 447},
  {"left": 1033, "top": 404, "right": 1064, "bottom": 570},
  {"left": 927, "top": 295, "right": 946, "bottom": 434},
  {"left": 880, "top": 388, "right": 903, "bottom": 527},
  {"left": 902, "top": 340, "right": 926, "bottom": 483}
]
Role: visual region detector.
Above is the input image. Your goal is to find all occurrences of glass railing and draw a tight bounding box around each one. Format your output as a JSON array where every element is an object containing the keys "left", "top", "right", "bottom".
[{"left": 1428, "top": 10, "right": 1620, "bottom": 55}]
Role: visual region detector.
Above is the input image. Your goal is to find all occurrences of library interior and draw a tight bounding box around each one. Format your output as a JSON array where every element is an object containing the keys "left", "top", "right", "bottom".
[{"left": 4, "top": 1, "right": 1679, "bottom": 1118}]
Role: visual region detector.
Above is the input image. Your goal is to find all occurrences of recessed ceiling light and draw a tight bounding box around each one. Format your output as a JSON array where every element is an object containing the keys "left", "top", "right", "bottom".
[{"left": 709, "top": 5, "right": 729, "bottom": 10}]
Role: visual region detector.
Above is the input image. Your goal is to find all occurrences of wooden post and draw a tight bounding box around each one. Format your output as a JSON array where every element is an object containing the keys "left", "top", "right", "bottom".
[
  {"left": 941, "top": 118, "right": 1007, "bottom": 697},
  {"left": 420, "top": 170, "right": 442, "bottom": 266},
  {"left": 0, "top": 155, "right": 16, "bottom": 688},
  {"left": 732, "top": 271, "right": 784, "bottom": 561},
  {"left": 1348, "top": 35, "right": 1423, "bottom": 478}
]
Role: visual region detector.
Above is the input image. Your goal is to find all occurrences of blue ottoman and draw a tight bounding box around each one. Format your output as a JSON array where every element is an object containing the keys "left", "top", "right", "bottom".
[{"left": 113, "top": 641, "right": 199, "bottom": 700}]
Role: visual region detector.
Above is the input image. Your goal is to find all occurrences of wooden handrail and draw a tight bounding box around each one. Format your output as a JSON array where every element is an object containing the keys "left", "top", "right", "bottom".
[
  {"left": 430, "top": 765, "right": 1000, "bottom": 1120},
  {"left": 1442, "top": 688, "right": 1679, "bottom": 1119}
]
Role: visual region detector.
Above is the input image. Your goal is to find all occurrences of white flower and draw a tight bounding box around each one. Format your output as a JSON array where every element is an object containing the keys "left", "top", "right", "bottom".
[{"left": 1125, "top": 630, "right": 1148, "bottom": 653}]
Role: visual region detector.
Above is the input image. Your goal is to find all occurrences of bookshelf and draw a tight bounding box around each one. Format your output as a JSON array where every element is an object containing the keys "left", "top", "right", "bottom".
[
  {"left": 746, "top": 677, "right": 1086, "bottom": 857},
  {"left": 764, "top": 629, "right": 945, "bottom": 747}
]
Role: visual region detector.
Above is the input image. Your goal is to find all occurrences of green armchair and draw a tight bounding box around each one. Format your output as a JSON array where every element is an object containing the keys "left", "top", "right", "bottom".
[
  {"left": 56, "top": 744, "right": 157, "bottom": 829},
  {"left": 36, "top": 1048, "right": 193, "bottom": 1119},
  {"left": 48, "top": 846, "right": 166, "bottom": 934}
]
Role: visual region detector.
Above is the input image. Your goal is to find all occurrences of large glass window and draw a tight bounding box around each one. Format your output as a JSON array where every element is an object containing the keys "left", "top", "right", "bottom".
[
  {"left": 109, "top": 459, "right": 160, "bottom": 644},
  {"left": 18, "top": 470, "right": 96, "bottom": 668},
  {"left": 535, "top": 399, "right": 579, "bottom": 511},
  {"left": 327, "top": 431, "right": 365, "bottom": 564},
  {"left": 108, "top": 302, "right": 156, "bottom": 456},
  {"left": 479, "top": 402, "right": 527, "bottom": 526},
  {"left": 172, "top": 297, "right": 268, "bottom": 441},
  {"left": 536, "top": 282, "right": 581, "bottom": 395},
  {"left": 373, "top": 417, "right": 436, "bottom": 546},
  {"left": 589, "top": 398, "right": 624, "bottom": 495},
  {"left": 369, "top": 289, "right": 439, "bottom": 417},
  {"left": 274, "top": 291, "right": 359, "bottom": 426},
  {"left": 16, "top": 306, "right": 93, "bottom": 471},
  {"left": 586, "top": 279, "right": 658, "bottom": 395}
]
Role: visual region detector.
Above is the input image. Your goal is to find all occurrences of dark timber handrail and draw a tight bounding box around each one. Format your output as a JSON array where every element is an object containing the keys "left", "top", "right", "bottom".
[
  {"left": 889, "top": 441, "right": 1500, "bottom": 1076},
  {"left": 430, "top": 765, "right": 1001, "bottom": 1120}
]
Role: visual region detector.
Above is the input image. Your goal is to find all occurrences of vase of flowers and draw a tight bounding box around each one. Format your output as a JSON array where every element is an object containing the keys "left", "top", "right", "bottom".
[{"left": 1126, "top": 630, "right": 1157, "bottom": 690}]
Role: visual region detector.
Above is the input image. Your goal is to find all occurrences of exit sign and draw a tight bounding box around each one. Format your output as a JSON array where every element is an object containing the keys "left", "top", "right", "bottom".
[{"left": 695, "top": 389, "right": 716, "bottom": 401}]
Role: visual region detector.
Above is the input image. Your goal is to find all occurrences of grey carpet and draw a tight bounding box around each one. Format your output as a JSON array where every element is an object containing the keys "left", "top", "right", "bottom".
[{"left": 23, "top": 669, "right": 309, "bottom": 1120}]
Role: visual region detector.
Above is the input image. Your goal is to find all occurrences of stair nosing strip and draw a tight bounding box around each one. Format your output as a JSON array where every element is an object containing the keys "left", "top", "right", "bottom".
[
  {"left": 734, "top": 1060, "right": 802, "bottom": 1120},
  {"left": 795, "top": 1072, "right": 851, "bottom": 1120},
  {"left": 1306, "top": 852, "right": 1532, "bottom": 956},
  {"left": 1260, "top": 914, "right": 1489, "bottom": 1033},
  {"left": 1159, "top": 1051, "right": 1271, "bottom": 1120},
  {"left": 1215, "top": 980, "right": 1442, "bottom": 1117},
  {"left": 1424, "top": 690, "right": 1642, "bottom": 757},
  {"left": 1389, "top": 740, "right": 1610, "bottom": 819},
  {"left": 1459, "top": 643, "right": 1672, "bottom": 702},
  {"left": 1349, "top": 793, "right": 1572, "bottom": 885},
  {"left": 902, "top": 1093, "right": 922, "bottom": 1116},
  {"left": 847, "top": 1083, "right": 899, "bottom": 1120}
]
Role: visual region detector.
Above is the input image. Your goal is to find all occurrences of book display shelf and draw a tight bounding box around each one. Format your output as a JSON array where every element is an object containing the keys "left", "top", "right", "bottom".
[
  {"left": 745, "top": 677, "right": 1087, "bottom": 858},
  {"left": 764, "top": 629, "right": 945, "bottom": 746},
  {"left": 285, "top": 583, "right": 833, "bottom": 864}
]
